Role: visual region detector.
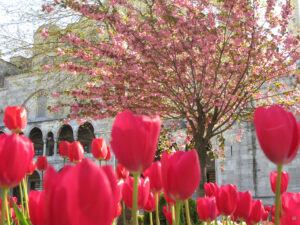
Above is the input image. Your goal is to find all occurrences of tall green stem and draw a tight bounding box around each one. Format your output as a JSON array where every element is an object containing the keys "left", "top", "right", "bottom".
[
  {"left": 63, "top": 158, "right": 66, "bottom": 167},
  {"left": 1, "top": 188, "right": 10, "bottom": 225},
  {"left": 175, "top": 201, "right": 181, "bottom": 225},
  {"left": 131, "top": 172, "right": 139, "bottom": 225},
  {"left": 155, "top": 192, "right": 160, "bottom": 225},
  {"left": 171, "top": 205, "right": 175, "bottom": 225},
  {"left": 122, "top": 200, "right": 127, "bottom": 225},
  {"left": 184, "top": 200, "right": 191, "bottom": 225},
  {"left": 22, "top": 178, "right": 30, "bottom": 219},
  {"left": 274, "top": 164, "right": 283, "bottom": 225},
  {"left": 214, "top": 218, "right": 218, "bottom": 225},
  {"left": 149, "top": 212, "right": 153, "bottom": 225}
]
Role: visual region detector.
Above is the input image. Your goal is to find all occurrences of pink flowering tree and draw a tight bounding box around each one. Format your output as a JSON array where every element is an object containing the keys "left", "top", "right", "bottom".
[{"left": 47, "top": 0, "right": 299, "bottom": 195}]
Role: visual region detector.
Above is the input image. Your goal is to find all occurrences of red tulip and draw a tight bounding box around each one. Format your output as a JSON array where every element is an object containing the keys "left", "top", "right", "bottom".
[
  {"left": 29, "top": 190, "right": 46, "bottom": 225},
  {"left": 254, "top": 105, "right": 300, "bottom": 165},
  {"left": 204, "top": 182, "right": 218, "bottom": 197},
  {"left": 68, "top": 141, "right": 84, "bottom": 163},
  {"left": 281, "top": 192, "right": 300, "bottom": 225},
  {"left": 105, "top": 146, "right": 111, "bottom": 161},
  {"left": 44, "top": 159, "right": 118, "bottom": 225},
  {"left": 37, "top": 156, "right": 48, "bottom": 171},
  {"left": 110, "top": 110, "right": 161, "bottom": 173},
  {"left": 143, "top": 192, "right": 156, "bottom": 212},
  {"left": 143, "top": 161, "right": 162, "bottom": 193},
  {"left": 161, "top": 150, "right": 200, "bottom": 202},
  {"left": 115, "top": 202, "right": 122, "bottom": 218},
  {"left": 264, "top": 205, "right": 272, "bottom": 212},
  {"left": 233, "top": 191, "right": 252, "bottom": 220},
  {"left": 270, "top": 171, "right": 289, "bottom": 194},
  {"left": 162, "top": 206, "right": 173, "bottom": 225},
  {"left": 91, "top": 138, "right": 107, "bottom": 160},
  {"left": 246, "top": 200, "right": 264, "bottom": 225},
  {"left": 122, "top": 176, "right": 150, "bottom": 209},
  {"left": 262, "top": 210, "right": 269, "bottom": 221},
  {"left": 197, "top": 197, "right": 219, "bottom": 222},
  {"left": 164, "top": 190, "right": 176, "bottom": 205},
  {"left": 0, "top": 134, "right": 34, "bottom": 188},
  {"left": 116, "top": 163, "right": 129, "bottom": 180},
  {"left": 27, "top": 160, "right": 37, "bottom": 175},
  {"left": 216, "top": 184, "right": 238, "bottom": 216},
  {"left": 58, "top": 141, "right": 70, "bottom": 158},
  {"left": 4, "top": 106, "right": 27, "bottom": 133}
]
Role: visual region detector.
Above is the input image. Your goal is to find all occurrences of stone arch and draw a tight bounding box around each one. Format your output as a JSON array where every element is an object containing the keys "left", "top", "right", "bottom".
[
  {"left": 29, "top": 127, "right": 43, "bottom": 156},
  {"left": 46, "top": 132, "right": 54, "bottom": 156},
  {"left": 77, "top": 122, "right": 95, "bottom": 153},
  {"left": 58, "top": 124, "right": 75, "bottom": 143},
  {"left": 28, "top": 171, "right": 41, "bottom": 191}
]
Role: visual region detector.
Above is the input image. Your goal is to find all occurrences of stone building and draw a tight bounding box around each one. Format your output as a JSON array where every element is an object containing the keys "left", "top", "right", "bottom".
[{"left": 0, "top": 55, "right": 116, "bottom": 195}]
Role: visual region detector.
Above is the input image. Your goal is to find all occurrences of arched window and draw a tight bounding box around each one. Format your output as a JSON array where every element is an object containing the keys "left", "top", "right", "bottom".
[
  {"left": 77, "top": 122, "right": 95, "bottom": 153},
  {"left": 58, "top": 125, "right": 74, "bottom": 143},
  {"left": 28, "top": 171, "right": 41, "bottom": 191},
  {"left": 29, "top": 128, "right": 43, "bottom": 156}
]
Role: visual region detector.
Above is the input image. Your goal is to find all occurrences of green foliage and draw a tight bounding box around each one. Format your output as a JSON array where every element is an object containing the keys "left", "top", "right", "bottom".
[
  {"left": 12, "top": 202, "right": 31, "bottom": 225},
  {"left": 143, "top": 194, "right": 202, "bottom": 225}
]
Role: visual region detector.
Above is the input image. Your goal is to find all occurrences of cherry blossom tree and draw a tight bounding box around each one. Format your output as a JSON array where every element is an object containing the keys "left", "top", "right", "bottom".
[{"left": 47, "top": 0, "right": 299, "bottom": 194}]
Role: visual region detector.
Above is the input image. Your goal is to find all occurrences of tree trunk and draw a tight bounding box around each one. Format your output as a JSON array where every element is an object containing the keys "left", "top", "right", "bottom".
[{"left": 194, "top": 138, "right": 209, "bottom": 197}]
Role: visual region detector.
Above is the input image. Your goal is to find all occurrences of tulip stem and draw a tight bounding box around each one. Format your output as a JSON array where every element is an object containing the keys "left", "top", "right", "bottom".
[
  {"left": 175, "top": 201, "right": 181, "bottom": 225},
  {"left": 131, "top": 172, "right": 139, "bottom": 225},
  {"left": 19, "top": 184, "right": 24, "bottom": 213},
  {"left": 122, "top": 200, "right": 127, "bottom": 225},
  {"left": 22, "top": 178, "right": 30, "bottom": 219},
  {"left": 274, "top": 164, "right": 282, "bottom": 225},
  {"left": 171, "top": 204, "right": 175, "bottom": 225},
  {"left": 214, "top": 218, "right": 218, "bottom": 225},
  {"left": 1, "top": 188, "right": 10, "bottom": 225},
  {"left": 149, "top": 212, "right": 153, "bottom": 225},
  {"left": 155, "top": 192, "right": 160, "bottom": 225},
  {"left": 184, "top": 199, "right": 191, "bottom": 225},
  {"left": 240, "top": 218, "right": 243, "bottom": 225},
  {"left": 63, "top": 158, "right": 66, "bottom": 167}
]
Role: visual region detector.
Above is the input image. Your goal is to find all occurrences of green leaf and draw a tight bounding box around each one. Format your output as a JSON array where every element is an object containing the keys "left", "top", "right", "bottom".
[{"left": 12, "top": 202, "right": 30, "bottom": 225}]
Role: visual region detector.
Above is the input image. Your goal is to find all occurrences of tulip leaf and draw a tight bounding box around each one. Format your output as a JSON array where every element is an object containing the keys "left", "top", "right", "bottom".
[{"left": 12, "top": 202, "right": 30, "bottom": 225}]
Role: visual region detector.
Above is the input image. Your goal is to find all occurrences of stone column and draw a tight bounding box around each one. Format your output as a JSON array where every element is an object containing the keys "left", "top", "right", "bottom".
[
  {"left": 54, "top": 139, "right": 58, "bottom": 157},
  {"left": 43, "top": 138, "right": 47, "bottom": 156}
]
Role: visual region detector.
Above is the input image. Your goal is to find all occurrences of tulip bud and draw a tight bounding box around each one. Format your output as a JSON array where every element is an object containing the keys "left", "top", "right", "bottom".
[
  {"left": 0, "top": 134, "right": 34, "bottom": 188},
  {"left": 122, "top": 176, "right": 150, "bottom": 209},
  {"left": 29, "top": 190, "right": 46, "bottom": 225},
  {"left": 270, "top": 171, "right": 289, "bottom": 194},
  {"left": 281, "top": 192, "right": 300, "bottom": 225},
  {"left": 197, "top": 197, "right": 219, "bottom": 222},
  {"left": 143, "top": 161, "right": 162, "bottom": 193},
  {"left": 116, "top": 163, "right": 129, "bottom": 180},
  {"left": 161, "top": 150, "right": 200, "bottom": 202},
  {"left": 68, "top": 141, "right": 84, "bottom": 163},
  {"left": 254, "top": 105, "right": 300, "bottom": 165},
  {"left": 27, "top": 160, "right": 37, "bottom": 175},
  {"left": 4, "top": 106, "right": 27, "bottom": 133},
  {"left": 44, "top": 159, "right": 118, "bottom": 225},
  {"left": 233, "top": 191, "right": 252, "bottom": 220},
  {"left": 110, "top": 110, "right": 161, "bottom": 173},
  {"left": 216, "top": 184, "right": 238, "bottom": 216},
  {"left": 105, "top": 146, "right": 111, "bottom": 161},
  {"left": 162, "top": 206, "right": 173, "bottom": 224},
  {"left": 204, "top": 182, "right": 218, "bottom": 197},
  {"left": 37, "top": 156, "right": 48, "bottom": 171},
  {"left": 143, "top": 192, "right": 156, "bottom": 212},
  {"left": 246, "top": 200, "right": 264, "bottom": 225},
  {"left": 91, "top": 138, "right": 107, "bottom": 160},
  {"left": 58, "top": 141, "right": 70, "bottom": 158}
]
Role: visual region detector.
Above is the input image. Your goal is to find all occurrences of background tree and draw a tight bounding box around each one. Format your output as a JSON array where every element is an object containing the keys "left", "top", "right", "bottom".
[{"left": 46, "top": 0, "right": 299, "bottom": 195}]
